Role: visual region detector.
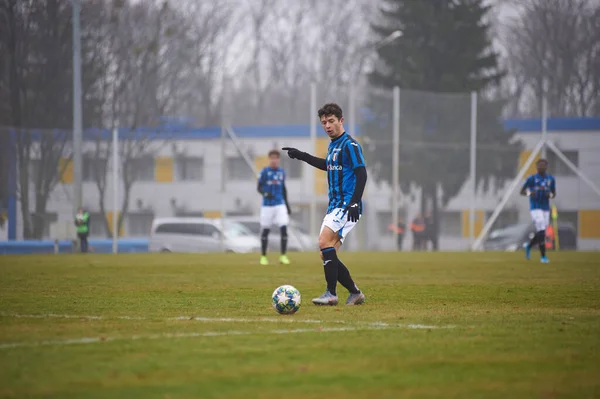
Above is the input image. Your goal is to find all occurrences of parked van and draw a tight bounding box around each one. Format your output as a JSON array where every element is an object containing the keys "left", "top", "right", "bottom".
[
  {"left": 149, "top": 218, "right": 260, "bottom": 253},
  {"left": 229, "top": 216, "right": 313, "bottom": 251}
]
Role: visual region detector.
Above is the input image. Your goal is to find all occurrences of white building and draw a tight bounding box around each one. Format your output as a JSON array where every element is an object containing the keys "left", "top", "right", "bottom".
[{"left": 6, "top": 118, "right": 600, "bottom": 250}]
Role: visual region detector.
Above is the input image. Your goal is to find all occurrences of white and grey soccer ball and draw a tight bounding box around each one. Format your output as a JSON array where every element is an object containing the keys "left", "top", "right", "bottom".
[{"left": 272, "top": 285, "right": 301, "bottom": 315}]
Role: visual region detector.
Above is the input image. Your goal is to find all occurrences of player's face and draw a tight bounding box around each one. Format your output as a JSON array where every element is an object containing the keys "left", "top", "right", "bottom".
[
  {"left": 320, "top": 114, "right": 344, "bottom": 139},
  {"left": 537, "top": 161, "right": 548, "bottom": 175},
  {"left": 269, "top": 155, "right": 280, "bottom": 168}
]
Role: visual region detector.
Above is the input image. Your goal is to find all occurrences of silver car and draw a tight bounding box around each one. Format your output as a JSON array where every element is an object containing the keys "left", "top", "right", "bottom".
[
  {"left": 149, "top": 218, "right": 260, "bottom": 253},
  {"left": 230, "top": 216, "right": 313, "bottom": 252}
]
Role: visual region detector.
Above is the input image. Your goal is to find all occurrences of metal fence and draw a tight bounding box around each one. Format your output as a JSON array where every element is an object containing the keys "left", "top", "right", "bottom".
[{"left": 2, "top": 86, "right": 600, "bottom": 252}]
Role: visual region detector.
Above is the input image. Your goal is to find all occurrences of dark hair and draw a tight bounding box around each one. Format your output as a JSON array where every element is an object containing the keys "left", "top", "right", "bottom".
[
  {"left": 268, "top": 149, "right": 280, "bottom": 158},
  {"left": 318, "top": 103, "right": 343, "bottom": 120},
  {"left": 536, "top": 158, "right": 548, "bottom": 165}
]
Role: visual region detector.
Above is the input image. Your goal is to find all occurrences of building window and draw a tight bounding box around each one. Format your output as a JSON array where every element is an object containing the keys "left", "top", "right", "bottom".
[
  {"left": 128, "top": 212, "right": 154, "bottom": 237},
  {"left": 280, "top": 156, "right": 302, "bottom": 179},
  {"left": 440, "top": 211, "right": 461, "bottom": 236},
  {"left": 131, "top": 157, "right": 155, "bottom": 181},
  {"left": 227, "top": 156, "right": 254, "bottom": 180},
  {"left": 83, "top": 156, "right": 107, "bottom": 182},
  {"left": 547, "top": 150, "right": 578, "bottom": 176},
  {"left": 176, "top": 157, "right": 203, "bottom": 181}
]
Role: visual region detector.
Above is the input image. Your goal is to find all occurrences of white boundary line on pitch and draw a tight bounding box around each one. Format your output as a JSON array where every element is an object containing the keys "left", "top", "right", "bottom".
[
  {"left": 0, "top": 324, "right": 445, "bottom": 350},
  {"left": 0, "top": 313, "right": 143, "bottom": 320},
  {"left": 0, "top": 313, "right": 452, "bottom": 330}
]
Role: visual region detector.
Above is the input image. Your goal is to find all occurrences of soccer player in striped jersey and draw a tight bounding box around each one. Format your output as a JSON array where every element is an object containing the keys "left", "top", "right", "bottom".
[
  {"left": 282, "top": 103, "right": 366, "bottom": 306},
  {"left": 520, "top": 158, "right": 556, "bottom": 263},
  {"left": 257, "top": 150, "right": 291, "bottom": 265}
]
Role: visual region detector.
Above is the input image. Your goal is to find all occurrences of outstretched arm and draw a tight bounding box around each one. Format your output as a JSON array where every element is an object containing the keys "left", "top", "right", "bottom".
[{"left": 281, "top": 147, "right": 326, "bottom": 171}]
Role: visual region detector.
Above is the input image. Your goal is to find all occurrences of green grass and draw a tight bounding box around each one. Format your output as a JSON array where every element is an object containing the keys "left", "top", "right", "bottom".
[{"left": 0, "top": 251, "right": 599, "bottom": 399}]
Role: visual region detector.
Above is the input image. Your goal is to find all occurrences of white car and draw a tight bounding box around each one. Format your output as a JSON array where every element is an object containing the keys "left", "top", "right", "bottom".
[
  {"left": 149, "top": 218, "right": 260, "bottom": 253},
  {"left": 229, "top": 216, "right": 313, "bottom": 252}
]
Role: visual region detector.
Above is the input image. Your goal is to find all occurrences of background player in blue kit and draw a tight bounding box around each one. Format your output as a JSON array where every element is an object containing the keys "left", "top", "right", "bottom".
[
  {"left": 257, "top": 150, "right": 291, "bottom": 265},
  {"left": 282, "top": 103, "right": 366, "bottom": 306},
  {"left": 520, "top": 158, "right": 556, "bottom": 263}
]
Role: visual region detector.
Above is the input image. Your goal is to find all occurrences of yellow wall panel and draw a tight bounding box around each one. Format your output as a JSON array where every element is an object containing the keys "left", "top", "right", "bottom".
[
  {"left": 203, "top": 211, "right": 222, "bottom": 219},
  {"left": 106, "top": 211, "right": 124, "bottom": 237},
  {"left": 155, "top": 157, "right": 173, "bottom": 182},
  {"left": 519, "top": 151, "right": 539, "bottom": 176},
  {"left": 579, "top": 210, "right": 600, "bottom": 238},
  {"left": 315, "top": 138, "right": 329, "bottom": 195},
  {"left": 59, "top": 158, "right": 73, "bottom": 184},
  {"left": 461, "top": 209, "right": 485, "bottom": 238},
  {"left": 254, "top": 155, "right": 269, "bottom": 172}
]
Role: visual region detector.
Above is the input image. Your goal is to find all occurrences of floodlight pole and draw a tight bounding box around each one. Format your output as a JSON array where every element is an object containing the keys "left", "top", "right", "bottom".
[
  {"left": 72, "top": 0, "right": 83, "bottom": 213},
  {"left": 220, "top": 76, "right": 229, "bottom": 252},
  {"left": 354, "top": 30, "right": 402, "bottom": 250},
  {"left": 391, "top": 86, "right": 400, "bottom": 246},
  {"left": 309, "top": 83, "right": 317, "bottom": 237},
  {"left": 112, "top": 125, "right": 119, "bottom": 254},
  {"left": 469, "top": 91, "right": 478, "bottom": 247},
  {"left": 541, "top": 95, "right": 548, "bottom": 158}
]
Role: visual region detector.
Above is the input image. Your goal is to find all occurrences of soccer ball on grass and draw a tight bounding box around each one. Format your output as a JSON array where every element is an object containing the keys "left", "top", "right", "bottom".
[{"left": 272, "top": 285, "right": 301, "bottom": 315}]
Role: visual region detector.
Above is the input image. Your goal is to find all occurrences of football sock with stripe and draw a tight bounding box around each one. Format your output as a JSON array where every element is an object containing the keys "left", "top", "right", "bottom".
[
  {"left": 321, "top": 247, "right": 339, "bottom": 296},
  {"left": 260, "top": 229, "right": 270, "bottom": 256},
  {"left": 280, "top": 226, "right": 288, "bottom": 255},
  {"left": 538, "top": 231, "right": 547, "bottom": 258},
  {"left": 528, "top": 231, "right": 539, "bottom": 249},
  {"left": 337, "top": 259, "right": 360, "bottom": 294}
]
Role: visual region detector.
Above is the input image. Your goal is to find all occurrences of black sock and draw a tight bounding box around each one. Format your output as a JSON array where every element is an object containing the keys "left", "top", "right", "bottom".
[
  {"left": 321, "top": 247, "right": 339, "bottom": 296},
  {"left": 280, "top": 226, "right": 288, "bottom": 255},
  {"left": 260, "top": 228, "right": 270, "bottom": 256},
  {"left": 528, "top": 232, "right": 539, "bottom": 248},
  {"left": 538, "top": 231, "right": 547, "bottom": 258},
  {"left": 338, "top": 259, "right": 360, "bottom": 294}
]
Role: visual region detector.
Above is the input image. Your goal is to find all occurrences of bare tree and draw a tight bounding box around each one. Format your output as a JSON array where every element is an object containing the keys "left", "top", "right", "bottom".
[
  {"left": 246, "top": 0, "right": 277, "bottom": 123},
  {"left": 501, "top": 0, "right": 600, "bottom": 117},
  {"left": 0, "top": 0, "right": 103, "bottom": 238},
  {"left": 233, "top": 0, "right": 374, "bottom": 123},
  {"left": 84, "top": 0, "right": 209, "bottom": 237},
  {"left": 87, "top": 0, "right": 164, "bottom": 236},
  {"left": 179, "top": 0, "right": 238, "bottom": 126}
]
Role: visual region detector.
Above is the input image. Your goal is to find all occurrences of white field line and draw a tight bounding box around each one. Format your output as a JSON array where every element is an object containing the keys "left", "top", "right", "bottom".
[
  {"left": 0, "top": 313, "right": 143, "bottom": 320},
  {"left": 0, "top": 324, "right": 437, "bottom": 350},
  {"left": 0, "top": 313, "right": 452, "bottom": 330}
]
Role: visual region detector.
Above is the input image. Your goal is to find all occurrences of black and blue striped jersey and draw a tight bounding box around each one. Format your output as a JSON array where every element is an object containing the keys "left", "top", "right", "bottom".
[
  {"left": 258, "top": 167, "right": 286, "bottom": 206},
  {"left": 522, "top": 173, "right": 556, "bottom": 211},
  {"left": 326, "top": 133, "right": 365, "bottom": 213}
]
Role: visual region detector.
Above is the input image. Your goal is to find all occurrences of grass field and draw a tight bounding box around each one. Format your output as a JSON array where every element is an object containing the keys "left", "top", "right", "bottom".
[{"left": 0, "top": 251, "right": 599, "bottom": 399}]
